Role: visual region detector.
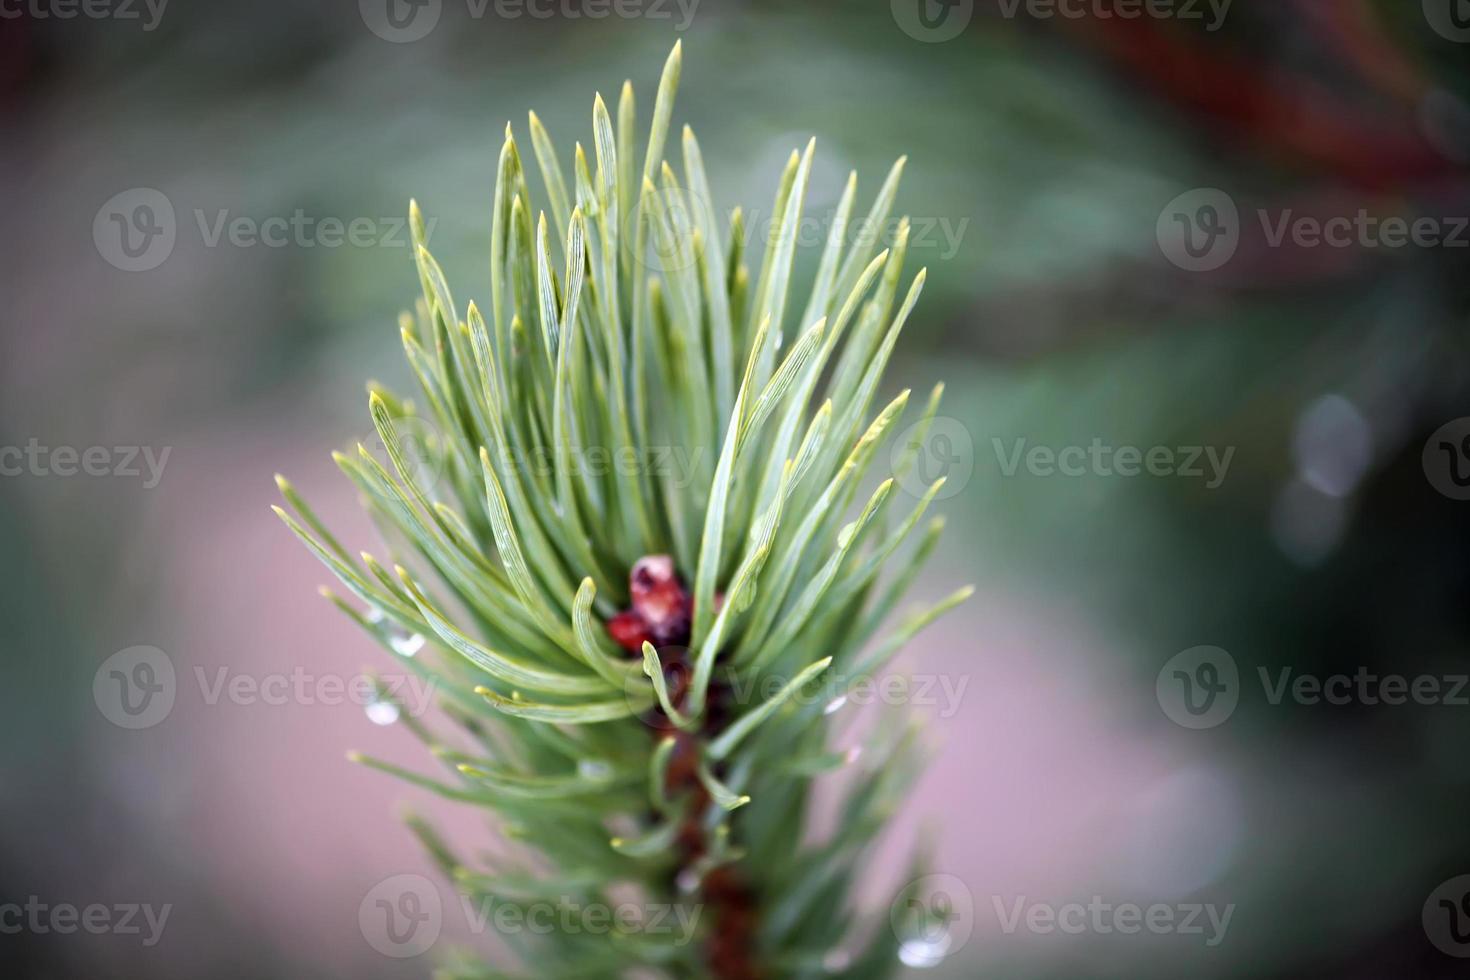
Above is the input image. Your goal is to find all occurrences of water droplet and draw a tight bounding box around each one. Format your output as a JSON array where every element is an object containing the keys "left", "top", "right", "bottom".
[
  {"left": 1116, "top": 765, "right": 1241, "bottom": 897},
  {"left": 578, "top": 759, "right": 612, "bottom": 780},
  {"left": 676, "top": 868, "right": 700, "bottom": 894},
  {"left": 1271, "top": 478, "right": 1346, "bottom": 567},
  {"left": 1293, "top": 394, "right": 1371, "bottom": 498},
  {"left": 823, "top": 695, "right": 848, "bottom": 716},
  {"left": 365, "top": 700, "right": 400, "bottom": 726},
  {"left": 366, "top": 607, "right": 386, "bottom": 625},
  {"left": 390, "top": 632, "right": 425, "bottom": 658},
  {"left": 1419, "top": 89, "right": 1470, "bottom": 163},
  {"left": 897, "top": 933, "right": 951, "bottom": 969}
]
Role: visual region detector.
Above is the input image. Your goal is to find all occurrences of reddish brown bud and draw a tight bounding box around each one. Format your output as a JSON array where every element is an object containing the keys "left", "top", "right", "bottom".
[
  {"left": 628, "top": 554, "right": 692, "bottom": 647},
  {"left": 607, "top": 610, "right": 652, "bottom": 653}
]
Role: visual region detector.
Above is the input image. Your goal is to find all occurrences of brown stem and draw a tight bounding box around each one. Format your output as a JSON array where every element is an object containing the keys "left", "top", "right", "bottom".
[
  {"left": 652, "top": 665, "right": 764, "bottom": 979},
  {"left": 611, "top": 557, "right": 762, "bottom": 977}
]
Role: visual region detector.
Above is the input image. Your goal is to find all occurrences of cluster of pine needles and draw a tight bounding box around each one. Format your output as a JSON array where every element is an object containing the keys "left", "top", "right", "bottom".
[{"left": 274, "top": 40, "right": 970, "bottom": 980}]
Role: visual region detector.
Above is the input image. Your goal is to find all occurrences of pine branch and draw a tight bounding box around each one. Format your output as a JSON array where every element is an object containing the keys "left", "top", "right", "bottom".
[{"left": 275, "top": 40, "right": 969, "bottom": 979}]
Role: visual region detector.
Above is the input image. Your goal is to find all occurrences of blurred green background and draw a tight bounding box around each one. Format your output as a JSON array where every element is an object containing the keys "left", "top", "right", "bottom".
[{"left": 2, "top": 1, "right": 1469, "bottom": 977}]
